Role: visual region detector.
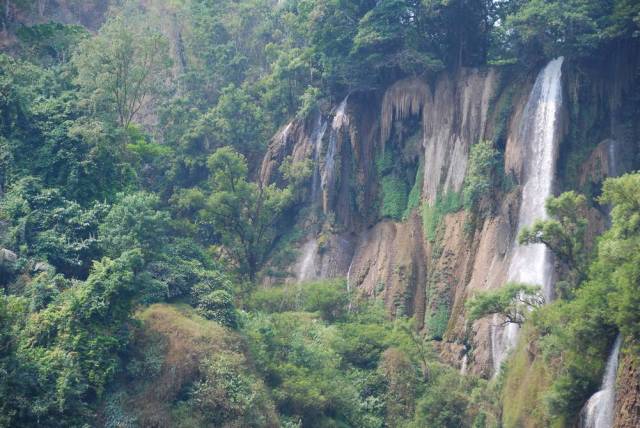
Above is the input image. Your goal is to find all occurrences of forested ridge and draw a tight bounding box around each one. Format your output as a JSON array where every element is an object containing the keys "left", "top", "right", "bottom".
[{"left": 0, "top": 0, "right": 640, "bottom": 427}]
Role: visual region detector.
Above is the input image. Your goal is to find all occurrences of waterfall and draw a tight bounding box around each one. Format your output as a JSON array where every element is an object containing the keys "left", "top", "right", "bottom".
[
  {"left": 607, "top": 139, "right": 619, "bottom": 178},
  {"left": 346, "top": 258, "right": 354, "bottom": 312},
  {"left": 460, "top": 354, "right": 469, "bottom": 375},
  {"left": 311, "top": 115, "right": 328, "bottom": 205},
  {"left": 321, "top": 96, "right": 349, "bottom": 214},
  {"left": 297, "top": 239, "right": 318, "bottom": 282},
  {"left": 492, "top": 57, "right": 564, "bottom": 373},
  {"left": 580, "top": 335, "right": 622, "bottom": 428},
  {"left": 508, "top": 56, "right": 563, "bottom": 300}
]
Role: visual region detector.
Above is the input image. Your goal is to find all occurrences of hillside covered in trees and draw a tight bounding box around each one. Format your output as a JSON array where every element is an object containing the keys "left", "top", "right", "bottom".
[{"left": 1, "top": 0, "right": 640, "bottom": 427}]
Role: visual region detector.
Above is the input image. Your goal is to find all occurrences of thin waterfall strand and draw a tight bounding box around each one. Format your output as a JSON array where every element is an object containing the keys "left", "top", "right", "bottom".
[
  {"left": 321, "top": 96, "right": 349, "bottom": 214},
  {"left": 580, "top": 335, "right": 622, "bottom": 428},
  {"left": 311, "top": 115, "right": 328, "bottom": 205}
]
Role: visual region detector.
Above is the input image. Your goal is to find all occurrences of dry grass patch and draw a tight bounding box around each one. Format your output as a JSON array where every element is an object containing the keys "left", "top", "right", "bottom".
[{"left": 117, "top": 303, "right": 277, "bottom": 428}]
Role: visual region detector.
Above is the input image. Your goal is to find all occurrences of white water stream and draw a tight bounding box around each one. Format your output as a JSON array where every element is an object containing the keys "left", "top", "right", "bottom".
[
  {"left": 321, "top": 96, "right": 349, "bottom": 214},
  {"left": 492, "top": 57, "right": 564, "bottom": 373},
  {"left": 311, "top": 115, "right": 328, "bottom": 205},
  {"left": 580, "top": 335, "right": 622, "bottom": 428}
]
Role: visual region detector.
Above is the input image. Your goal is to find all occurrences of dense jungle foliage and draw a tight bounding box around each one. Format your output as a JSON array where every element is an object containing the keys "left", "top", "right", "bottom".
[{"left": 0, "top": 0, "right": 639, "bottom": 426}]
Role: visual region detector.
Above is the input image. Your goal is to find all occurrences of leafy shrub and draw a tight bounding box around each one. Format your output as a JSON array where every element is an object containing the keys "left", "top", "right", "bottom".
[
  {"left": 462, "top": 140, "right": 501, "bottom": 214},
  {"left": 425, "top": 303, "right": 450, "bottom": 341},
  {"left": 191, "top": 273, "right": 237, "bottom": 328},
  {"left": 99, "top": 192, "right": 171, "bottom": 259},
  {"left": 247, "top": 279, "right": 348, "bottom": 321},
  {"left": 404, "top": 162, "right": 424, "bottom": 219},
  {"left": 194, "top": 290, "right": 238, "bottom": 328},
  {"left": 336, "top": 321, "right": 392, "bottom": 369},
  {"left": 190, "top": 353, "right": 265, "bottom": 426},
  {"left": 0, "top": 177, "right": 109, "bottom": 278},
  {"left": 243, "top": 311, "right": 384, "bottom": 427},
  {"left": 410, "top": 367, "right": 471, "bottom": 428},
  {"left": 378, "top": 347, "right": 417, "bottom": 423}
]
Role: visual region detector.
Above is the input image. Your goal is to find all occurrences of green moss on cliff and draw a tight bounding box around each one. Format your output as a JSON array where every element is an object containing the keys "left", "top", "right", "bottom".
[
  {"left": 381, "top": 175, "right": 409, "bottom": 220},
  {"left": 421, "top": 191, "right": 462, "bottom": 242},
  {"left": 501, "top": 324, "right": 557, "bottom": 428},
  {"left": 404, "top": 161, "right": 424, "bottom": 219}
]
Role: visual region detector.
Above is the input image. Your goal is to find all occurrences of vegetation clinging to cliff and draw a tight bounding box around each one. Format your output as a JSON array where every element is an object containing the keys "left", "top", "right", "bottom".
[
  {"left": 498, "top": 174, "right": 640, "bottom": 424},
  {"left": 0, "top": 0, "right": 639, "bottom": 426}
]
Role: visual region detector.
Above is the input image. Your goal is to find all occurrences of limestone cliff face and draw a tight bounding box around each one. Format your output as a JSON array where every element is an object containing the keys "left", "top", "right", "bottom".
[{"left": 260, "top": 66, "right": 528, "bottom": 376}]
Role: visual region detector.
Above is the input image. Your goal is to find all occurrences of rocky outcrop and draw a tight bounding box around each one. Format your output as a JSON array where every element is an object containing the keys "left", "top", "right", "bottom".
[
  {"left": 260, "top": 119, "right": 311, "bottom": 187},
  {"left": 348, "top": 214, "right": 427, "bottom": 322},
  {"left": 380, "top": 77, "right": 430, "bottom": 148},
  {"left": 614, "top": 348, "right": 640, "bottom": 428},
  {"left": 1, "top": 0, "right": 109, "bottom": 43},
  {"left": 259, "top": 66, "right": 527, "bottom": 376},
  {"left": 0, "top": 248, "right": 17, "bottom": 265},
  {"left": 294, "top": 234, "right": 356, "bottom": 284}
]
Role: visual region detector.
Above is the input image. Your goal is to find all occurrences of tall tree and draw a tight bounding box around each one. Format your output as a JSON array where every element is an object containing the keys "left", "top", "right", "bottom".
[
  {"left": 72, "top": 13, "right": 172, "bottom": 129},
  {"left": 201, "top": 147, "right": 294, "bottom": 281}
]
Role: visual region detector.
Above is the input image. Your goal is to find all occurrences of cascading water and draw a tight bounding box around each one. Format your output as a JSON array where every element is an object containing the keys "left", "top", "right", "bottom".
[
  {"left": 297, "top": 239, "right": 318, "bottom": 282},
  {"left": 491, "top": 57, "right": 564, "bottom": 373},
  {"left": 607, "top": 139, "right": 618, "bottom": 178},
  {"left": 321, "top": 96, "right": 349, "bottom": 214},
  {"left": 580, "top": 335, "right": 622, "bottom": 428},
  {"left": 310, "top": 115, "right": 328, "bottom": 205},
  {"left": 460, "top": 354, "right": 469, "bottom": 375},
  {"left": 297, "top": 99, "right": 348, "bottom": 282}
]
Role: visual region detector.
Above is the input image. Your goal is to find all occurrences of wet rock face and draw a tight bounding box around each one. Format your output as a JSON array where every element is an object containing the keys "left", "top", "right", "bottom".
[
  {"left": 294, "top": 234, "right": 356, "bottom": 284},
  {"left": 260, "top": 119, "right": 313, "bottom": 187},
  {"left": 614, "top": 350, "right": 640, "bottom": 428},
  {"left": 2, "top": 0, "right": 110, "bottom": 37},
  {"left": 421, "top": 69, "right": 498, "bottom": 204}
]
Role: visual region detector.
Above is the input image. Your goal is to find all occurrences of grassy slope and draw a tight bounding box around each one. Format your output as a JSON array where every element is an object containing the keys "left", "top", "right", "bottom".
[
  {"left": 501, "top": 324, "right": 561, "bottom": 428},
  {"left": 102, "top": 303, "right": 278, "bottom": 427}
]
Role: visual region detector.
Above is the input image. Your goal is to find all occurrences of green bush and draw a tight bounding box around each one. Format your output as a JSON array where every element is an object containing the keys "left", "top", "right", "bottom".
[
  {"left": 462, "top": 140, "right": 501, "bottom": 214},
  {"left": 190, "top": 353, "right": 265, "bottom": 426},
  {"left": 195, "top": 290, "right": 237, "bottom": 328},
  {"left": 247, "top": 279, "right": 349, "bottom": 321},
  {"left": 243, "top": 311, "right": 384, "bottom": 427},
  {"left": 410, "top": 367, "right": 471, "bottom": 428},
  {"left": 336, "top": 322, "right": 392, "bottom": 369},
  {"left": 425, "top": 303, "right": 450, "bottom": 341},
  {"left": 191, "top": 274, "right": 237, "bottom": 328},
  {"left": 380, "top": 175, "right": 409, "bottom": 220}
]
